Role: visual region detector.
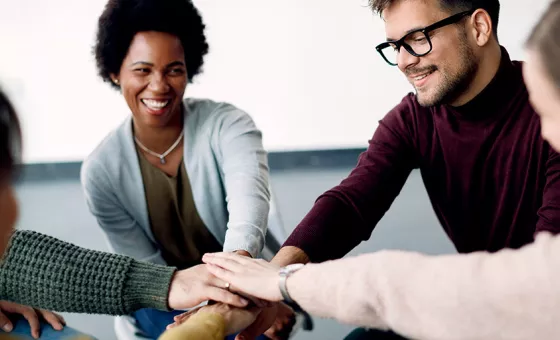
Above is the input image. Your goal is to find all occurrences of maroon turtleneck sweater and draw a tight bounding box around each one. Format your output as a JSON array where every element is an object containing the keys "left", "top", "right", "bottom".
[{"left": 284, "top": 49, "right": 560, "bottom": 262}]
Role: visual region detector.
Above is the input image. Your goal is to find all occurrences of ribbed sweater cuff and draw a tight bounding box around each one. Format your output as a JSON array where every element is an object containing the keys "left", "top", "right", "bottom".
[{"left": 123, "top": 261, "right": 176, "bottom": 312}]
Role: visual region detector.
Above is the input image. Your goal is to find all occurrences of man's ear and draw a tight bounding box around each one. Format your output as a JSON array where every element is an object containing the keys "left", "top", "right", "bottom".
[{"left": 469, "top": 8, "right": 493, "bottom": 46}]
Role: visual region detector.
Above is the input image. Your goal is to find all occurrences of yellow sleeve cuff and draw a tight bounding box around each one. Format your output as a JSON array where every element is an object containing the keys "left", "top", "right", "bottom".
[{"left": 158, "top": 312, "right": 225, "bottom": 340}]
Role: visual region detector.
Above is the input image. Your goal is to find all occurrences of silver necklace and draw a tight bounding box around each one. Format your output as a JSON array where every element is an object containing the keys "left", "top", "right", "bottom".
[{"left": 134, "top": 130, "right": 184, "bottom": 164}]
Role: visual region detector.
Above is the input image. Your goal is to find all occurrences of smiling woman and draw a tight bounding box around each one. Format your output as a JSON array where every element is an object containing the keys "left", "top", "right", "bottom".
[
  {"left": 116, "top": 31, "right": 189, "bottom": 165},
  {"left": 81, "top": 0, "right": 272, "bottom": 339}
]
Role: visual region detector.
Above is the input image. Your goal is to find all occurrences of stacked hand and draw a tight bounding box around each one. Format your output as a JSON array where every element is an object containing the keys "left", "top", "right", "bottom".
[
  {"left": 167, "top": 264, "right": 250, "bottom": 310},
  {"left": 167, "top": 303, "right": 262, "bottom": 336},
  {"left": 167, "top": 253, "right": 298, "bottom": 339},
  {"left": 202, "top": 253, "right": 284, "bottom": 301},
  {"left": 233, "top": 302, "right": 295, "bottom": 340}
]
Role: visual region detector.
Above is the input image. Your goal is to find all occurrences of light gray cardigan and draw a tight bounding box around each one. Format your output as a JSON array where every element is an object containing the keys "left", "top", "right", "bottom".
[{"left": 81, "top": 98, "right": 270, "bottom": 264}]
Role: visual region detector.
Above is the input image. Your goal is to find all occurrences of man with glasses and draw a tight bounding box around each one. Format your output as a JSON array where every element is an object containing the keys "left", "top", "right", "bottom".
[{"left": 233, "top": 0, "right": 560, "bottom": 339}]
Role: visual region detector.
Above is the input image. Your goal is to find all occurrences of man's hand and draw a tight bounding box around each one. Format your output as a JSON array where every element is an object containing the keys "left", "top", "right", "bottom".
[
  {"left": 168, "top": 264, "right": 249, "bottom": 310},
  {"left": 0, "top": 301, "right": 65, "bottom": 339},
  {"left": 233, "top": 302, "right": 295, "bottom": 340},
  {"left": 265, "top": 302, "right": 296, "bottom": 340},
  {"left": 167, "top": 303, "right": 261, "bottom": 336},
  {"left": 167, "top": 302, "right": 294, "bottom": 340}
]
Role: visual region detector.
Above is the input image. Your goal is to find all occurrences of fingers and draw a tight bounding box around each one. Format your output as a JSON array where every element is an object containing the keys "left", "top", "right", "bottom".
[
  {"left": 204, "top": 270, "right": 269, "bottom": 308},
  {"left": 167, "top": 310, "right": 197, "bottom": 330},
  {"left": 0, "top": 311, "right": 13, "bottom": 333},
  {"left": 264, "top": 322, "right": 293, "bottom": 340},
  {"left": 38, "top": 310, "right": 64, "bottom": 331},
  {"left": 167, "top": 312, "right": 194, "bottom": 329},
  {"left": 55, "top": 312, "right": 66, "bottom": 326},
  {"left": 236, "top": 306, "right": 277, "bottom": 340},
  {"left": 246, "top": 296, "right": 272, "bottom": 309},
  {"left": 166, "top": 320, "right": 181, "bottom": 330},
  {"left": 173, "top": 313, "right": 189, "bottom": 322},
  {"left": 235, "top": 293, "right": 269, "bottom": 309},
  {"left": 206, "top": 265, "right": 235, "bottom": 288},
  {"left": 237, "top": 318, "right": 269, "bottom": 340},
  {"left": 263, "top": 305, "right": 295, "bottom": 340},
  {"left": 166, "top": 317, "right": 184, "bottom": 330},
  {"left": 276, "top": 314, "right": 296, "bottom": 339},
  {"left": 264, "top": 327, "right": 283, "bottom": 340},
  {"left": 174, "top": 309, "right": 197, "bottom": 323},
  {"left": 20, "top": 308, "right": 41, "bottom": 339},
  {"left": 202, "top": 253, "right": 247, "bottom": 273},
  {"left": 205, "top": 287, "right": 249, "bottom": 308},
  {"left": 202, "top": 264, "right": 237, "bottom": 293}
]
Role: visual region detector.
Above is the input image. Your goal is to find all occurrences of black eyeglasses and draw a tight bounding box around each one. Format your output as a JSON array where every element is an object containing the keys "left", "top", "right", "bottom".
[{"left": 375, "top": 9, "right": 475, "bottom": 66}]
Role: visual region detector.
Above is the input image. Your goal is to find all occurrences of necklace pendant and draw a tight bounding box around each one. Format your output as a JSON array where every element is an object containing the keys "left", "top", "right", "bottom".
[{"left": 133, "top": 130, "right": 184, "bottom": 167}]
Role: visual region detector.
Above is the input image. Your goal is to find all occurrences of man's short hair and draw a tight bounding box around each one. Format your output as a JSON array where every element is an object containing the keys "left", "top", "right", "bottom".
[{"left": 369, "top": 0, "right": 500, "bottom": 37}]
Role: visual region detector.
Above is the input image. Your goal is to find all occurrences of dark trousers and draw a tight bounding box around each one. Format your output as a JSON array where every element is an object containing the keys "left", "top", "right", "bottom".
[{"left": 344, "top": 328, "right": 409, "bottom": 340}]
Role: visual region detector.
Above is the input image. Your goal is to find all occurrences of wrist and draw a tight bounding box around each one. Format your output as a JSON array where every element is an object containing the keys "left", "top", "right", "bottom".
[
  {"left": 125, "top": 261, "right": 176, "bottom": 312},
  {"left": 271, "top": 246, "right": 310, "bottom": 266},
  {"left": 166, "top": 271, "right": 179, "bottom": 310},
  {"left": 278, "top": 264, "right": 314, "bottom": 331},
  {"left": 278, "top": 264, "right": 305, "bottom": 303},
  {"left": 234, "top": 250, "right": 252, "bottom": 258}
]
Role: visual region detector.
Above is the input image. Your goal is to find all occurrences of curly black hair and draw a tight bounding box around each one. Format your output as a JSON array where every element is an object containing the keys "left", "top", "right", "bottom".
[
  {"left": 94, "top": 0, "right": 209, "bottom": 89},
  {"left": 0, "top": 89, "right": 21, "bottom": 185}
]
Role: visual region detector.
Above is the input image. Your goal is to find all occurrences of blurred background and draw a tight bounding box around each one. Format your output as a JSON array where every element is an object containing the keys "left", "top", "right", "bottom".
[{"left": 0, "top": 0, "right": 550, "bottom": 338}]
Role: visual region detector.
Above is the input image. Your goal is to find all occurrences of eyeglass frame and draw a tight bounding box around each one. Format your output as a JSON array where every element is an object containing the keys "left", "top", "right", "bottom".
[{"left": 375, "top": 9, "right": 476, "bottom": 66}]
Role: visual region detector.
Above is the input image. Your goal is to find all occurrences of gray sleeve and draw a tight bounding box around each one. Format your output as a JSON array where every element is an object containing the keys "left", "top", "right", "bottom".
[
  {"left": 212, "top": 104, "right": 270, "bottom": 257},
  {"left": 80, "top": 158, "right": 166, "bottom": 265}
]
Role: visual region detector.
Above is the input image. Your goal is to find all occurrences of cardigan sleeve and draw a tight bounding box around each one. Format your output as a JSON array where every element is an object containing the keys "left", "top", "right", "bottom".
[
  {"left": 81, "top": 157, "right": 167, "bottom": 265},
  {"left": 211, "top": 103, "right": 270, "bottom": 258}
]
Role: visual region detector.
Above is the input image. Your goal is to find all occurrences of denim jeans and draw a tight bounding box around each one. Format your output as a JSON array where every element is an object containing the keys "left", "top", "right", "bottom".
[{"left": 0, "top": 316, "right": 95, "bottom": 339}]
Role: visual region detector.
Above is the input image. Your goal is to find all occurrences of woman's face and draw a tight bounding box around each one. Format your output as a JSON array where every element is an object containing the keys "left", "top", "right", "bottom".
[
  {"left": 0, "top": 184, "right": 18, "bottom": 256},
  {"left": 114, "top": 31, "right": 188, "bottom": 128},
  {"left": 524, "top": 49, "right": 560, "bottom": 152}
]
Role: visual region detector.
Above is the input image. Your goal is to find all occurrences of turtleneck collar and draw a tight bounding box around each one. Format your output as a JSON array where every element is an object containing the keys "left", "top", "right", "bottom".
[{"left": 448, "top": 47, "right": 521, "bottom": 120}]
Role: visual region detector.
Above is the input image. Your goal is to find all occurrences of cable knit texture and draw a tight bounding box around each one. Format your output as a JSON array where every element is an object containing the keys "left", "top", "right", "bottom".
[{"left": 0, "top": 230, "right": 175, "bottom": 314}]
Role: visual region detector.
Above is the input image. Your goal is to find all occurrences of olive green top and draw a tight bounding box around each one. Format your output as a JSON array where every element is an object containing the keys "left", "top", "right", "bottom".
[{"left": 137, "top": 153, "right": 222, "bottom": 269}]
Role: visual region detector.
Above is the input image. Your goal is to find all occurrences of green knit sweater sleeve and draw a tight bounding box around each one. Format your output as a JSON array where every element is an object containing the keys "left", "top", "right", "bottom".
[{"left": 0, "top": 230, "right": 176, "bottom": 315}]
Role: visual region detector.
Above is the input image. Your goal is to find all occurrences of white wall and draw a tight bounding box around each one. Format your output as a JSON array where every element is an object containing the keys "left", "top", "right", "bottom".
[{"left": 0, "top": 0, "right": 550, "bottom": 163}]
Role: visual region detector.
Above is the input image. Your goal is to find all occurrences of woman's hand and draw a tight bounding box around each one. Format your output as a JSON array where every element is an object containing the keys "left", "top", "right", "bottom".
[
  {"left": 202, "top": 252, "right": 284, "bottom": 302},
  {"left": 167, "top": 264, "right": 250, "bottom": 310}
]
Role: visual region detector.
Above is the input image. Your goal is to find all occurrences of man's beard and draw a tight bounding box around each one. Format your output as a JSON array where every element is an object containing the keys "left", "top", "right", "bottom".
[{"left": 416, "top": 40, "right": 479, "bottom": 107}]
